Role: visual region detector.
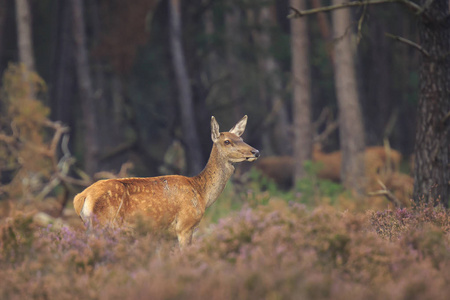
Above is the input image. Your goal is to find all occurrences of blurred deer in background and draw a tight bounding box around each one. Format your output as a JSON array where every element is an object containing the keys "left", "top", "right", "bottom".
[
  {"left": 255, "top": 108, "right": 404, "bottom": 191},
  {"left": 255, "top": 145, "right": 403, "bottom": 187},
  {"left": 74, "top": 115, "right": 260, "bottom": 247}
]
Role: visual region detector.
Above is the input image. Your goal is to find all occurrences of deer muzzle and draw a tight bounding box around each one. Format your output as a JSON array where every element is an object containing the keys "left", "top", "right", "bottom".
[{"left": 246, "top": 149, "right": 260, "bottom": 161}]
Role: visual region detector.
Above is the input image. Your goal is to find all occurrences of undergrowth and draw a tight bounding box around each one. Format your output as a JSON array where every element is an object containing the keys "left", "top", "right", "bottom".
[
  {"left": 1, "top": 199, "right": 449, "bottom": 300},
  {"left": 203, "top": 162, "right": 352, "bottom": 226}
]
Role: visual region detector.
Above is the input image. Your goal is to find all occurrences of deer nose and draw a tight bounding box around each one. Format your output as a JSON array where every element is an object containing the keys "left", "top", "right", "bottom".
[{"left": 252, "top": 149, "right": 260, "bottom": 158}]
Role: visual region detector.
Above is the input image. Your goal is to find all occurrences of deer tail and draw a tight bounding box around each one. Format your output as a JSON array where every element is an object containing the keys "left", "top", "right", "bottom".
[{"left": 73, "top": 193, "right": 87, "bottom": 216}]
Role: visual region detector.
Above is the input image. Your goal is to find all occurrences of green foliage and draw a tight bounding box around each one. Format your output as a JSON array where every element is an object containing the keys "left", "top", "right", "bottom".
[
  {"left": 203, "top": 181, "right": 249, "bottom": 224},
  {"left": 204, "top": 161, "right": 349, "bottom": 226},
  {"left": 247, "top": 168, "right": 280, "bottom": 195},
  {"left": 296, "top": 160, "right": 346, "bottom": 206}
]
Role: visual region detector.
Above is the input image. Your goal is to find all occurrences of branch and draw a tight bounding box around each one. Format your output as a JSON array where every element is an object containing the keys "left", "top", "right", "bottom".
[
  {"left": 98, "top": 138, "right": 137, "bottom": 162},
  {"left": 367, "top": 179, "right": 403, "bottom": 207},
  {"left": 415, "top": 0, "right": 434, "bottom": 16},
  {"left": 441, "top": 110, "right": 450, "bottom": 125},
  {"left": 0, "top": 133, "right": 15, "bottom": 144},
  {"left": 313, "top": 108, "right": 338, "bottom": 144},
  {"left": 288, "top": 0, "right": 422, "bottom": 18},
  {"left": 385, "top": 33, "right": 430, "bottom": 57},
  {"left": 435, "top": 110, "right": 450, "bottom": 132},
  {"left": 43, "top": 120, "right": 70, "bottom": 155},
  {"left": 57, "top": 173, "right": 91, "bottom": 187}
]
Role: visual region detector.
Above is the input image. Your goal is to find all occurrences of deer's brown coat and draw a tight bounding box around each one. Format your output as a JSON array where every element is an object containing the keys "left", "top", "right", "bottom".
[{"left": 74, "top": 116, "right": 259, "bottom": 247}]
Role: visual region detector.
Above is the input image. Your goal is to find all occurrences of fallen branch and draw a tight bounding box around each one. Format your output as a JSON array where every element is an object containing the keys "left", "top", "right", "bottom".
[{"left": 368, "top": 179, "right": 403, "bottom": 207}]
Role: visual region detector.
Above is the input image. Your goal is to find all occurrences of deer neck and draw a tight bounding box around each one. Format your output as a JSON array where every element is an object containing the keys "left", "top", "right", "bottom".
[{"left": 194, "top": 144, "right": 235, "bottom": 208}]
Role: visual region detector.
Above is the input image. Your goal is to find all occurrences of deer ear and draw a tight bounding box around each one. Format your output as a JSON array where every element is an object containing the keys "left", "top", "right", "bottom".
[
  {"left": 211, "top": 116, "right": 220, "bottom": 142},
  {"left": 229, "top": 115, "right": 247, "bottom": 137}
]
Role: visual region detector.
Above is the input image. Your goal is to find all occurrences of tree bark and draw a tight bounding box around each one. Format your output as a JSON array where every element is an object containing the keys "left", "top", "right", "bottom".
[
  {"left": 250, "top": 6, "right": 291, "bottom": 156},
  {"left": 290, "top": 0, "right": 313, "bottom": 183},
  {"left": 225, "top": 5, "right": 243, "bottom": 120},
  {"left": 71, "top": 0, "right": 99, "bottom": 175},
  {"left": 169, "top": 0, "right": 204, "bottom": 175},
  {"left": 331, "top": 0, "right": 366, "bottom": 193},
  {"left": 0, "top": 0, "right": 7, "bottom": 67},
  {"left": 50, "top": 1, "right": 75, "bottom": 128},
  {"left": 15, "top": 0, "right": 35, "bottom": 72},
  {"left": 362, "top": 8, "right": 391, "bottom": 146},
  {"left": 413, "top": 0, "right": 450, "bottom": 206},
  {"left": 312, "top": 0, "right": 334, "bottom": 64}
]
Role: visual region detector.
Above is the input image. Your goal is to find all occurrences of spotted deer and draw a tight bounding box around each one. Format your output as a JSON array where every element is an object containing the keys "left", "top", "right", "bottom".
[{"left": 73, "top": 115, "right": 260, "bottom": 247}]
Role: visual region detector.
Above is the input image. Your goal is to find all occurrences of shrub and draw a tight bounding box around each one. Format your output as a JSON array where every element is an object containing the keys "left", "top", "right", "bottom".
[{"left": 0, "top": 199, "right": 449, "bottom": 299}]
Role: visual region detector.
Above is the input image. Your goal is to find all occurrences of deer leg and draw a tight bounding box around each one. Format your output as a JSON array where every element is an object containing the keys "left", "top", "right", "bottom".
[{"left": 176, "top": 227, "right": 194, "bottom": 248}]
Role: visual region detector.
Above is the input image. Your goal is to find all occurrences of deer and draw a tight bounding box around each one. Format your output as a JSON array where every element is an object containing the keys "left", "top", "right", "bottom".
[
  {"left": 73, "top": 115, "right": 260, "bottom": 247},
  {"left": 254, "top": 144, "right": 403, "bottom": 188}
]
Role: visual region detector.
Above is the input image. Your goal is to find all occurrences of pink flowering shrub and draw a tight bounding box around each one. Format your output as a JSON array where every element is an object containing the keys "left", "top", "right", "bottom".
[{"left": 1, "top": 200, "right": 449, "bottom": 300}]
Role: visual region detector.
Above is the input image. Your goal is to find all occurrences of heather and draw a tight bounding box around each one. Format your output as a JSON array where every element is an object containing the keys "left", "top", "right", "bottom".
[{"left": 1, "top": 198, "right": 449, "bottom": 300}]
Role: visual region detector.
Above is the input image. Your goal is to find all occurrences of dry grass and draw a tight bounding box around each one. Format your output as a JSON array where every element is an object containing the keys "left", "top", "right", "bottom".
[{"left": 1, "top": 198, "right": 449, "bottom": 300}]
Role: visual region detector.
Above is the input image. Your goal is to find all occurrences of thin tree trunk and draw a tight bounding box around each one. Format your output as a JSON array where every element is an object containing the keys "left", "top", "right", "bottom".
[
  {"left": 203, "top": 0, "right": 220, "bottom": 80},
  {"left": 71, "top": 0, "right": 99, "bottom": 175},
  {"left": 290, "top": 0, "right": 313, "bottom": 183},
  {"left": 413, "top": 0, "right": 450, "bottom": 206},
  {"left": 169, "top": 0, "right": 203, "bottom": 175},
  {"left": 225, "top": 5, "right": 243, "bottom": 120},
  {"left": 258, "top": 6, "right": 292, "bottom": 156},
  {"left": 312, "top": 0, "right": 334, "bottom": 64},
  {"left": 15, "top": 0, "right": 35, "bottom": 99},
  {"left": 89, "top": 0, "right": 116, "bottom": 172},
  {"left": 0, "top": 0, "right": 7, "bottom": 67},
  {"left": 15, "top": 0, "right": 35, "bottom": 72},
  {"left": 331, "top": 0, "right": 365, "bottom": 193},
  {"left": 50, "top": 1, "right": 75, "bottom": 127}
]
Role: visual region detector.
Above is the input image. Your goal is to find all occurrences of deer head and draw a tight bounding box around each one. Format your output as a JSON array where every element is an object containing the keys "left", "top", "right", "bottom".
[{"left": 211, "top": 115, "right": 260, "bottom": 163}]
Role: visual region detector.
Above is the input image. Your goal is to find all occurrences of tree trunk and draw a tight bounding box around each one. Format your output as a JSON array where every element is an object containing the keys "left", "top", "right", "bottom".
[
  {"left": 71, "top": 0, "right": 99, "bottom": 176},
  {"left": 312, "top": 0, "right": 334, "bottom": 64},
  {"left": 89, "top": 0, "right": 119, "bottom": 172},
  {"left": 290, "top": 0, "right": 313, "bottom": 183},
  {"left": 15, "top": 0, "right": 35, "bottom": 72},
  {"left": 0, "top": 0, "right": 7, "bottom": 68},
  {"left": 169, "top": 0, "right": 203, "bottom": 175},
  {"left": 15, "top": 0, "right": 35, "bottom": 99},
  {"left": 413, "top": 0, "right": 450, "bottom": 206},
  {"left": 362, "top": 9, "right": 391, "bottom": 146},
  {"left": 248, "top": 6, "right": 291, "bottom": 156},
  {"left": 225, "top": 5, "right": 243, "bottom": 120},
  {"left": 50, "top": 1, "right": 75, "bottom": 128},
  {"left": 260, "top": 6, "right": 291, "bottom": 156},
  {"left": 331, "top": 0, "right": 365, "bottom": 193}
]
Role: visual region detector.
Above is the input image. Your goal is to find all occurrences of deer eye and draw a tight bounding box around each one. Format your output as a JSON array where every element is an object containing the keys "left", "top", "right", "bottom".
[{"left": 224, "top": 140, "right": 231, "bottom": 145}]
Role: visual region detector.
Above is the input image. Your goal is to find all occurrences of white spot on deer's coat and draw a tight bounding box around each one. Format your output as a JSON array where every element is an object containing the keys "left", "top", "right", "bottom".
[{"left": 163, "top": 179, "right": 169, "bottom": 191}]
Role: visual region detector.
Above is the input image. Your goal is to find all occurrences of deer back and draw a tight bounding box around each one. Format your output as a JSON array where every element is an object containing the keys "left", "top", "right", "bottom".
[{"left": 74, "top": 175, "right": 206, "bottom": 229}]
